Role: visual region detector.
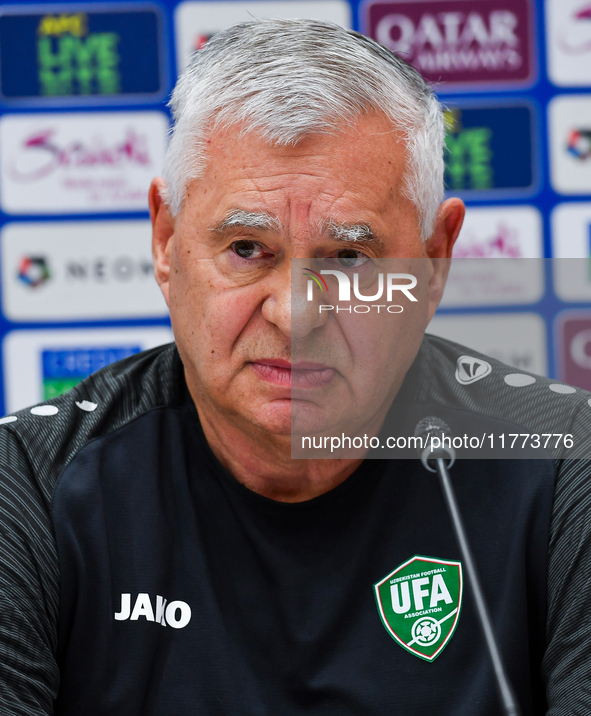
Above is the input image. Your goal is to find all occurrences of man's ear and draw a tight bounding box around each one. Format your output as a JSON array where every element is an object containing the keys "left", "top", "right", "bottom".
[
  {"left": 426, "top": 197, "right": 465, "bottom": 259},
  {"left": 424, "top": 198, "right": 465, "bottom": 321},
  {"left": 150, "top": 177, "right": 175, "bottom": 307}
]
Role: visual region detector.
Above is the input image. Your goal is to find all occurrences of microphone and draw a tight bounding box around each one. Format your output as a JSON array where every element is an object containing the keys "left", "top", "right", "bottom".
[
  {"left": 414, "top": 415, "right": 455, "bottom": 471},
  {"left": 414, "top": 417, "right": 521, "bottom": 716}
]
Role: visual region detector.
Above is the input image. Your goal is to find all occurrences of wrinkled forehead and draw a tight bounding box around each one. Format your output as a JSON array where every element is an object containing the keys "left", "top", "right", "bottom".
[
  {"left": 183, "top": 115, "right": 415, "bottom": 222},
  {"left": 201, "top": 111, "right": 408, "bottom": 168}
]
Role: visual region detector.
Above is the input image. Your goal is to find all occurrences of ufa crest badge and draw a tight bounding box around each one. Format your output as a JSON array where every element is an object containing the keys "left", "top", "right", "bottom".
[{"left": 374, "top": 555, "right": 463, "bottom": 661}]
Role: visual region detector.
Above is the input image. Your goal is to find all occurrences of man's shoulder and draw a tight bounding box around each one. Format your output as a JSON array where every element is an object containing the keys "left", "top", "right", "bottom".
[
  {"left": 0, "top": 342, "right": 182, "bottom": 499},
  {"left": 418, "top": 333, "right": 591, "bottom": 460}
]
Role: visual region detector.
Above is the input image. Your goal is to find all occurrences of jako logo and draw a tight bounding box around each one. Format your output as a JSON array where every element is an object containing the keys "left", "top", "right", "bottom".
[
  {"left": 305, "top": 268, "right": 418, "bottom": 314},
  {"left": 455, "top": 355, "right": 492, "bottom": 385},
  {"left": 114, "top": 593, "right": 192, "bottom": 629}
]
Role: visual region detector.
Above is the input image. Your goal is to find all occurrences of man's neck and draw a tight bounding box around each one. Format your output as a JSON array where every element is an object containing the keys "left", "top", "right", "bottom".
[{"left": 194, "top": 401, "right": 364, "bottom": 503}]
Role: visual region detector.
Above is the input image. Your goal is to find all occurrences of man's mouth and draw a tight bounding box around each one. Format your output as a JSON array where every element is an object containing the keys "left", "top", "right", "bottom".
[{"left": 251, "top": 359, "right": 335, "bottom": 387}]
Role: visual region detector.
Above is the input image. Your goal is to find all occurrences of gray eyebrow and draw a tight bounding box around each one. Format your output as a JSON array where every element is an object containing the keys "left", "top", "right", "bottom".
[
  {"left": 211, "top": 212, "right": 381, "bottom": 245},
  {"left": 211, "top": 210, "right": 281, "bottom": 233},
  {"left": 322, "top": 219, "right": 381, "bottom": 245}
]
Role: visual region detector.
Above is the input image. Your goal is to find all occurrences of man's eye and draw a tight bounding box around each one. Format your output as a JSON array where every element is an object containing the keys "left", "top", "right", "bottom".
[
  {"left": 231, "top": 240, "right": 266, "bottom": 259},
  {"left": 335, "top": 249, "right": 369, "bottom": 268}
]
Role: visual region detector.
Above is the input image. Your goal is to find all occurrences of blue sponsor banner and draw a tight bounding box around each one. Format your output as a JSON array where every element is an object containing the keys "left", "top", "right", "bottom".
[
  {"left": 444, "top": 103, "right": 537, "bottom": 195},
  {"left": 0, "top": 6, "right": 164, "bottom": 101},
  {"left": 41, "top": 345, "right": 141, "bottom": 399},
  {"left": 43, "top": 345, "right": 141, "bottom": 379}
]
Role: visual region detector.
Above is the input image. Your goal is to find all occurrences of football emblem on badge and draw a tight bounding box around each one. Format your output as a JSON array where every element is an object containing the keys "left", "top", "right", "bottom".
[
  {"left": 411, "top": 616, "right": 441, "bottom": 646},
  {"left": 374, "top": 555, "right": 463, "bottom": 661}
]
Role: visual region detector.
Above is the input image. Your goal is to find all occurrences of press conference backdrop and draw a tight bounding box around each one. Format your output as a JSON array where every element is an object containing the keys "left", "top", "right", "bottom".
[{"left": 0, "top": 0, "right": 589, "bottom": 414}]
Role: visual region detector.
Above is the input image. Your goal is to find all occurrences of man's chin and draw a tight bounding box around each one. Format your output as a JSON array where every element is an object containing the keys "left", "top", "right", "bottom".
[
  {"left": 246, "top": 398, "right": 294, "bottom": 436},
  {"left": 239, "top": 400, "right": 344, "bottom": 440}
]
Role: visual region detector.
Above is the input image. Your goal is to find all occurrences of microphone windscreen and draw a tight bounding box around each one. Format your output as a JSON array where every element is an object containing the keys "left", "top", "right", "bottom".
[
  {"left": 414, "top": 416, "right": 455, "bottom": 469},
  {"left": 414, "top": 416, "right": 453, "bottom": 444}
]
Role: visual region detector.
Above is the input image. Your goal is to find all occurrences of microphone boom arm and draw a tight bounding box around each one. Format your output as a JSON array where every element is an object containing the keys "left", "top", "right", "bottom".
[{"left": 434, "top": 457, "right": 521, "bottom": 716}]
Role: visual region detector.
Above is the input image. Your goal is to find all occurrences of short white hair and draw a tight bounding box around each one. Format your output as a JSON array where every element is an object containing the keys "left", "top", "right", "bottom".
[{"left": 163, "top": 19, "right": 445, "bottom": 240}]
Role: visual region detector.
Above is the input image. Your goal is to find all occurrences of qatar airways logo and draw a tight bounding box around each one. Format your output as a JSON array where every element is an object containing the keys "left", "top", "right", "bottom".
[
  {"left": 304, "top": 268, "right": 418, "bottom": 313},
  {"left": 365, "top": 0, "right": 533, "bottom": 86}
]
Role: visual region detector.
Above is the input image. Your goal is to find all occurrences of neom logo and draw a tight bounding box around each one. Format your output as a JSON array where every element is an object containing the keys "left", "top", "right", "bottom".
[
  {"left": 16, "top": 254, "right": 153, "bottom": 287},
  {"left": 17, "top": 255, "right": 51, "bottom": 288},
  {"left": 304, "top": 268, "right": 418, "bottom": 313},
  {"left": 567, "top": 128, "right": 591, "bottom": 161},
  {"left": 64, "top": 256, "right": 153, "bottom": 282}
]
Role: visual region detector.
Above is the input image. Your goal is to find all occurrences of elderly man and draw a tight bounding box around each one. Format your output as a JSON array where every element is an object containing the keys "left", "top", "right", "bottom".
[{"left": 0, "top": 19, "right": 590, "bottom": 716}]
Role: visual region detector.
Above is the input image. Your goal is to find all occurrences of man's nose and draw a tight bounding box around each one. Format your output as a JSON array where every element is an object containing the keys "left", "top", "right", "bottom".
[{"left": 260, "top": 261, "right": 328, "bottom": 338}]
